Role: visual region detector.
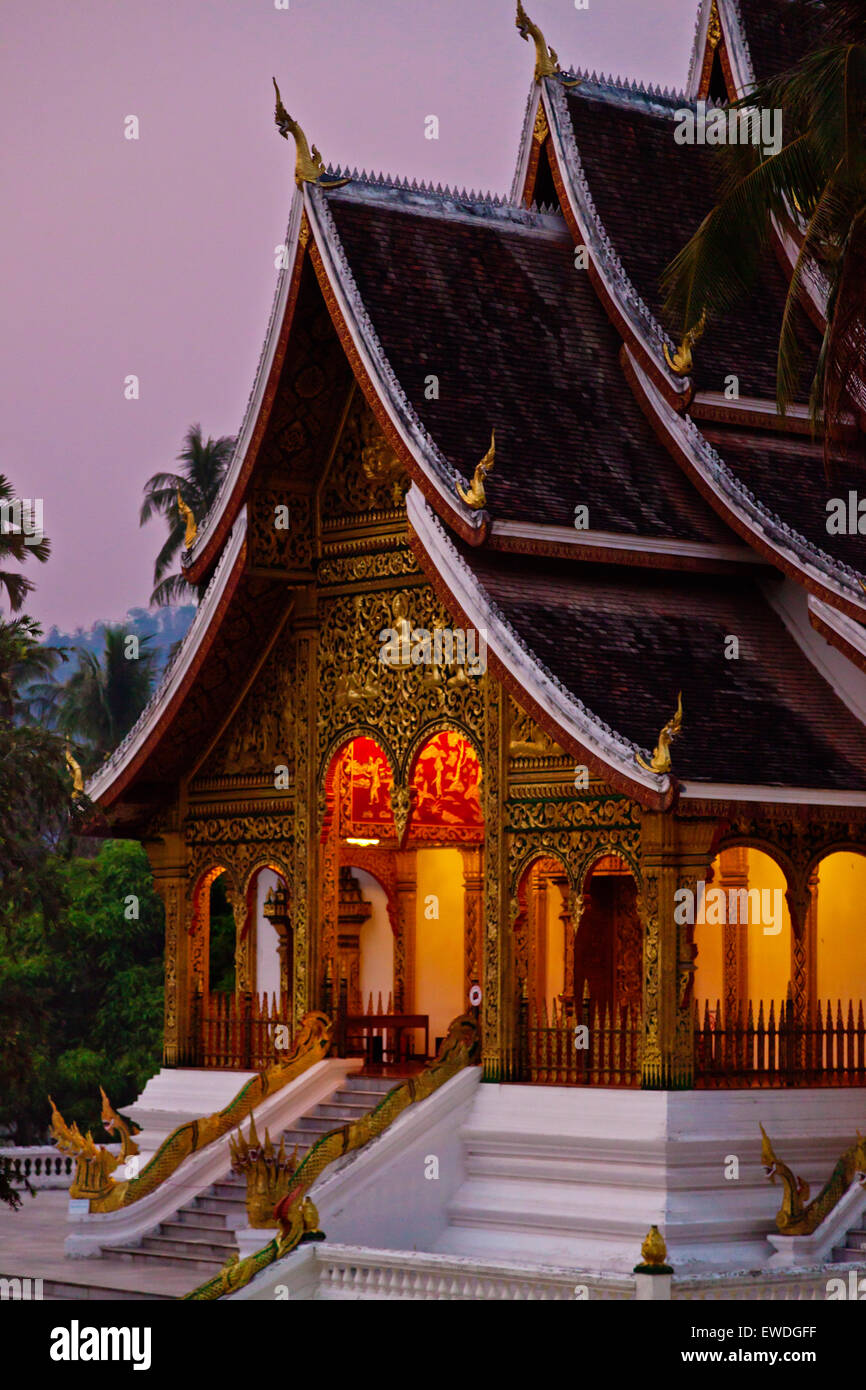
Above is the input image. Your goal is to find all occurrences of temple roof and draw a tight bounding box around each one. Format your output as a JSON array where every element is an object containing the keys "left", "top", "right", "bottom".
[
  {"left": 560, "top": 81, "right": 821, "bottom": 402},
  {"left": 88, "top": 1, "right": 866, "bottom": 818},
  {"left": 321, "top": 183, "right": 730, "bottom": 544}
]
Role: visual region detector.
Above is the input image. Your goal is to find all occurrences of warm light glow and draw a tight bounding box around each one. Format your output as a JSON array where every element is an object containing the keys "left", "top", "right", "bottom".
[{"left": 345, "top": 837, "right": 380, "bottom": 847}]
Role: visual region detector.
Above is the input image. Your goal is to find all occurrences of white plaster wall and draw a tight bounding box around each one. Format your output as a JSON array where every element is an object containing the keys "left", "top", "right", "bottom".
[{"left": 354, "top": 868, "right": 394, "bottom": 1011}]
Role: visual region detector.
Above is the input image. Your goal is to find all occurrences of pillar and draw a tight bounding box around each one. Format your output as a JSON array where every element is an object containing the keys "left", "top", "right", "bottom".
[
  {"left": 461, "top": 846, "right": 484, "bottom": 1005},
  {"left": 145, "top": 832, "right": 190, "bottom": 1067},
  {"left": 719, "top": 846, "right": 748, "bottom": 1022},
  {"left": 638, "top": 813, "right": 719, "bottom": 1088}
]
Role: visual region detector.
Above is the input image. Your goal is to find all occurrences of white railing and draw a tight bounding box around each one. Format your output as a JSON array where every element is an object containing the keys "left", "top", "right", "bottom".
[{"left": 0, "top": 1147, "right": 75, "bottom": 1189}]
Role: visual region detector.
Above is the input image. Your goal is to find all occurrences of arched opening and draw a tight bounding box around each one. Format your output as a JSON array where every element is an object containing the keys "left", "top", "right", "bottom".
[
  {"left": 318, "top": 728, "right": 483, "bottom": 1068},
  {"left": 693, "top": 847, "right": 792, "bottom": 1023},
  {"left": 813, "top": 851, "right": 866, "bottom": 1016},
  {"left": 574, "top": 854, "right": 642, "bottom": 1020}
]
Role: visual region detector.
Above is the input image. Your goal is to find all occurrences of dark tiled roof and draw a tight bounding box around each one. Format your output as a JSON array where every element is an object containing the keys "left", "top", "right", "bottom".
[
  {"left": 564, "top": 88, "right": 820, "bottom": 400},
  {"left": 736, "top": 0, "right": 821, "bottom": 82},
  {"left": 325, "top": 190, "right": 731, "bottom": 542},
  {"left": 458, "top": 546, "right": 866, "bottom": 787},
  {"left": 699, "top": 425, "right": 866, "bottom": 573}
]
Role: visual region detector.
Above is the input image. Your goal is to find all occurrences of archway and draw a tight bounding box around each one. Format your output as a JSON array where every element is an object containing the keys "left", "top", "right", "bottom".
[
  {"left": 573, "top": 854, "right": 642, "bottom": 1020},
  {"left": 318, "top": 728, "right": 484, "bottom": 1062},
  {"left": 693, "top": 846, "right": 793, "bottom": 1023},
  {"left": 813, "top": 850, "right": 866, "bottom": 1017}
]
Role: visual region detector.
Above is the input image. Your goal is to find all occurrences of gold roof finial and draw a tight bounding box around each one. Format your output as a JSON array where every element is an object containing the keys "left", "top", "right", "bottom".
[
  {"left": 707, "top": 0, "right": 723, "bottom": 50},
  {"left": 635, "top": 692, "right": 683, "bottom": 774},
  {"left": 177, "top": 489, "right": 197, "bottom": 549},
  {"left": 664, "top": 309, "right": 707, "bottom": 376},
  {"left": 272, "top": 79, "right": 349, "bottom": 189},
  {"left": 65, "top": 744, "right": 84, "bottom": 797},
  {"left": 515, "top": 1, "right": 561, "bottom": 82},
  {"left": 456, "top": 430, "right": 495, "bottom": 510}
]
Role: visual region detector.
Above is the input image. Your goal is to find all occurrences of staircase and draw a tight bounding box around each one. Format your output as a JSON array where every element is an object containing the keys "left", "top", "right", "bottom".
[
  {"left": 831, "top": 1214, "right": 866, "bottom": 1263},
  {"left": 98, "top": 1075, "right": 399, "bottom": 1283}
]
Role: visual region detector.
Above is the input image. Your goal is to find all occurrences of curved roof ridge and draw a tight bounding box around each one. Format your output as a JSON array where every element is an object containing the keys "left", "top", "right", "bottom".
[
  {"left": 560, "top": 69, "right": 689, "bottom": 105},
  {"left": 544, "top": 79, "right": 683, "bottom": 383},
  {"left": 309, "top": 187, "right": 486, "bottom": 532},
  {"left": 326, "top": 166, "right": 509, "bottom": 207},
  {"left": 87, "top": 507, "right": 249, "bottom": 803},
  {"left": 407, "top": 486, "right": 672, "bottom": 808},
  {"left": 625, "top": 346, "right": 866, "bottom": 616},
  {"left": 182, "top": 191, "right": 304, "bottom": 574}
]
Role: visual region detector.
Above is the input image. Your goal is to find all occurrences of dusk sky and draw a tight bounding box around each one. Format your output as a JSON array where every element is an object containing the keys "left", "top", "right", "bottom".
[{"left": 4, "top": 0, "right": 696, "bottom": 631}]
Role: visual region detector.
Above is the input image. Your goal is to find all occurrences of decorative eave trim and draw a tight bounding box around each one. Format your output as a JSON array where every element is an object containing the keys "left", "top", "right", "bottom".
[
  {"left": 763, "top": 577, "right": 866, "bottom": 726},
  {"left": 542, "top": 78, "right": 691, "bottom": 412},
  {"left": 510, "top": 83, "right": 543, "bottom": 207},
  {"left": 691, "top": 391, "right": 816, "bottom": 436},
  {"left": 681, "top": 782, "right": 866, "bottom": 806},
  {"left": 87, "top": 509, "right": 249, "bottom": 809},
  {"left": 183, "top": 192, "right": 306, "bottom": 585},
  {"left": 405, "top": 485, "right": 674, "bottom": 811},
  {"left": 622, "top": 344, "right": 866, "bottom": 622},
  {"left": 304, "top": 186, "right": 489, "bottom": 546},
  {"left": 808, "top": 594, "right": 866, "bottom": 678},
  {"left": 489, "top": 518, "right": 757, "bottom": 570}
]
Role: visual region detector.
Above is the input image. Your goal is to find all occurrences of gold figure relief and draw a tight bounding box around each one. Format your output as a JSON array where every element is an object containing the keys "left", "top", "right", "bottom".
[{"left": 707, "top": 1, "right": 723, "bottom": 50}]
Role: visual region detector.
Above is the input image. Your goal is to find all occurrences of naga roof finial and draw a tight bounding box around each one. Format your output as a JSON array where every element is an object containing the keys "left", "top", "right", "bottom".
[
  {"left": 272, "top": 78, "right": 349, "bottom": 189},
  {"left": 65, "top": 744, "right": 84, "bottom": 797},
  {"left": 664, "top": 309, "right": 707, "bottom": 376},
  {"left": 515, "top": 1, "right": 561, "bottom": 81},
  {"left": 635, "top": 692, "right": 683, "bottom": 774},
  {"left": 456, "top": 430, "right": 495, "bottom": 510},
  {"left": 177, "top": 489, "right": 197, "bottom": 550}
]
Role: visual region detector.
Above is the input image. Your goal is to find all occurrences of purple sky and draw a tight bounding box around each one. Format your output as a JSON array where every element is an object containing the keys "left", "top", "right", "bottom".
[{"left": 3, "top": 0, "right": 697, "bottom": 631}]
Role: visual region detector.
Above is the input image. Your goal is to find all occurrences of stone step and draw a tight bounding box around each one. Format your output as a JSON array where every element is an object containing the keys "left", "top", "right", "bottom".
[
  {"left": 842, "top": 1230, "right": 866, "bottom": 1249},
  {"left": 100, "top": 1244, "right": 226, "bottom": 1273},
  {"left": 191, "top": 1193, "right": 247, "bottom": 1217},
  {"left": 158, "top": 1219, "right": 235, "bottom": 1246},
  {"left": 41, "top": 1279, "right": 177, "bottom": 1302},
  {"left": 172, "top": 1206, "right": 231, "bottom": 1230},
  {"left": 140, "top": 1232, "right": 237, "bottom": 1261},
  {"left": 832, "top": 1246, "right": 866, "bottom": 1262}
]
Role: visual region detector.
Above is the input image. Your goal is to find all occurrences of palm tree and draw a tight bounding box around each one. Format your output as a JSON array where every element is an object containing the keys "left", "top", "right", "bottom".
[
  {"left": 0, "top": 616, "right": 66, "bottom": 721},
  {"left": 140, "top": 424, "right": 235, "bottom": 606},
  {"left": 662, "top": 0, "right": 866, "bottom": 464},
  {"left": 0, "top": 474, "right": 50, "bottom": 613},
  {"left": 43, "top": 626, "right": 156, "bottom": 767}
]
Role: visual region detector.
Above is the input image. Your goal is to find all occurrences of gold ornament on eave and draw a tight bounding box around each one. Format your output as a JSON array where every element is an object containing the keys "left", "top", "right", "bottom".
[
  {"left": 663, "top": 310, "right": 707, "bottom": 376},
  {"left": 272, "top": 79, "right": 349, "bottom": 189},
  {"left": 177, "top": 490, "right": 198, "bottom": 549},
  {"left": 65, "top": 745, "right": 85, "bottom": 797},
  {"left": 456, "top": 430, "right": 495, "bottom": 510},
  {"left": 635, "top": 691, "right": 683, "bottom": 774}
]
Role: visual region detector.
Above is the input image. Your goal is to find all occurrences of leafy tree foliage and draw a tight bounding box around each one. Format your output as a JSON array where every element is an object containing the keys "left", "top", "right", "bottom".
[{"left": 140, "top": 424, "right": 235, "bottom": 607}]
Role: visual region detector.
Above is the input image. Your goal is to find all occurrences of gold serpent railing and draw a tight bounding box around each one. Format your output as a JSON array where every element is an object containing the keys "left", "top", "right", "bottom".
[
  {"left": 183, "top": 1011, "right": 481, "bottom": 1300},
  {"left": 49, "top": 1012, "right": 332, "bottom": 1213}
]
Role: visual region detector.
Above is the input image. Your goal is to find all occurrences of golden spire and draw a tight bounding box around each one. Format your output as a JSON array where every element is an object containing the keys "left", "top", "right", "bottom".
[
  {"left": 65, "top": 744, "right": 84, "bottom": 797},
  {"left": 635, "top": 692, "right": 683, "bottom": 774},
  {"left": 177, "top": 490, "right": 197, "bottom": 549},
  {"left": 663, "top": 309, "right": 707, "bottom": 375},
  {"left": 456, "top": 430, "right": 495, "bottom": 510},
  {"left": 272, "top": 79, "right": 349, "bottom": 189},
  {"left": 515, "top": 1, "right": 560, "bottom": 81},
  {"left": 707, "top": 0, "right": 723, "bottom": 50}
]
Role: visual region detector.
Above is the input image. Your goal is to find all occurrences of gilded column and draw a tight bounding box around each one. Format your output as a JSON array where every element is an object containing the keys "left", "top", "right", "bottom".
[
  {"left": 483, "top": 679, "right": 509, "bottom": 1080},
  {"left": 461, "top": 846, "right": 484, "bottom": 1004},
  {"left": 293, "top": 605, "right": 318, "bottom": 1019},
  {"left": 394, "top": 849, "right": 417, "bottom": 1012},
  {"left": 145, "top": 832, "right": 190, "bottom": 1067},
  {"left": 638, "top": 813, "right": 718, "bottom": 1088}
]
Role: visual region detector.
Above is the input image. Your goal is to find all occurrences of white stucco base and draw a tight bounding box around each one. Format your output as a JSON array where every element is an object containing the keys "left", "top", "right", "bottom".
[{"left": 433, "top": 1085, "right": 866, "bottom": 1274}]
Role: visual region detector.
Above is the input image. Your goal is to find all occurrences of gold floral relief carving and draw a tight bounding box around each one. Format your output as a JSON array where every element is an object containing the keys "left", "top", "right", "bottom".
[{"left": 321, "top": 398, "right": 407, "bottom": 519}]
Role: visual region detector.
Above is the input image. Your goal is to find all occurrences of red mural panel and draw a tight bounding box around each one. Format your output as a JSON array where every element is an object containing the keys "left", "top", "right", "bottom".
[
  {"left": 411, "top": 731, "right": 482, "bottom": 833},
  {"left": 344, "top": 737, "right": 394, "bottom": 830}
]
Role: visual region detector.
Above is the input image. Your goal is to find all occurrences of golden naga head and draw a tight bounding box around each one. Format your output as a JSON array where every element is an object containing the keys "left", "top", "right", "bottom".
[
  {"left": 64, "top": 745, "right": 85, "bottom": 797},
  {"left": 456, "top": 429, "right": 495, "bottom": 511},
  {"left": 272, "top": 79, "right": 349, "bottom": 190},
  {"left": 177, "top": 490, "right": 198, "bottom": 549},
  {"left": 760, "top": 1122, "right": 778, "bottom": 1178},
  {"left": 515, "top": 1, "right": 560, "bottom": 82},
  {"left": 663, "top": 309, "right": 707, "bottom": 376},
  {"left": 635, "top": 691, "right": 683, "bottom": 775}
]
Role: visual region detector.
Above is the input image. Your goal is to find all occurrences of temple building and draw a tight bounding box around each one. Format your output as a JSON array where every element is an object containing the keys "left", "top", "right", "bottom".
[{"left": 63, "top": 0, "right": 866, "bottom": 1296}]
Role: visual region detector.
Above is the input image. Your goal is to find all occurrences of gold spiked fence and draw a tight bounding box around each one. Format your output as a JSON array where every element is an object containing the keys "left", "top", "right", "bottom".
[
  {"left": 523, "top": 988, "right": 641, "bottom": 1088},
  {"left": 694, "top": 994, "right": 866, "bottom": 1088}
]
